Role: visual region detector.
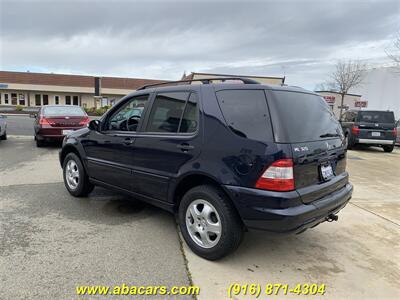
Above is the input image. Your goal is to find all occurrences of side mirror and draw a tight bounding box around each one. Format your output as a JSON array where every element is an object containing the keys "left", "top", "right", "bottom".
[
  {"left": 29, "top": 113, "right": 37, "bottom": 118},
  {"left": 88, "top": 119, "right": 101, "bottom": 131}
]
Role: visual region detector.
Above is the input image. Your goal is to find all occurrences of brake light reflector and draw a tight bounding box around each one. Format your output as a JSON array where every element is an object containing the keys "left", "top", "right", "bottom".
[
  {"left": 39, "top": 117, "right": 50, "bottom": 125},
  {"left": 255, "top": 159, "right": 295, "bottom": 191},
  {"left": 351, "top": 126, "right": 360, "bottom": 135},
  {"left": 393, "top": 127, "right": 397, "bottom": 136},
  {"left": 79, "top": 117, "right": 90, "bottom": 126}
]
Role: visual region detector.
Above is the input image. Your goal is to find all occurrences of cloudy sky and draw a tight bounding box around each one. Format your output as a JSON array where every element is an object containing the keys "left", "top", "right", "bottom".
[{"left": 0, "top": 0, "right": 399, "bottom": 90}]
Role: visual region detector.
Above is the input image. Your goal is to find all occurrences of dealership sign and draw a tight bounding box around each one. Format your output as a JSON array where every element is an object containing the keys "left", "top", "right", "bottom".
[
  {"left": 355, "top": 100, "right": 368, "bottom": 108},
  {"left": 323, "top": 95, "right": 336, "bottom": 104}
]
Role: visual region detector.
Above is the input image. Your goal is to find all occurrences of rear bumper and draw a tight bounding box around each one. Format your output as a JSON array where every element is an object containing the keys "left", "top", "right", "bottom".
[
  {"left": 36, "top": 127, "right": 83, "bottom": 139},
  {"left": 357, "top": 138, "right": 394, "bottom": 145},
  {"left": 224, "top": 182, "right": 353, "bottom": 233}
]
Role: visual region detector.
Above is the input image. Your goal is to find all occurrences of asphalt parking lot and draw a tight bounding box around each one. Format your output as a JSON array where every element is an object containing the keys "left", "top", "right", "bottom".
[{"left": 1, "top": 115, "right": 399, "bottom": 299}]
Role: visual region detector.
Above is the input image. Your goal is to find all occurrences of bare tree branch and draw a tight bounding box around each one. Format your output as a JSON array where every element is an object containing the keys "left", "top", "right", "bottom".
[
  {"left": 386, "top": 32, "right": 400, "bottom": 64},
  {"left": 326, "top": 60, "right": 366, "bottom": 118}
]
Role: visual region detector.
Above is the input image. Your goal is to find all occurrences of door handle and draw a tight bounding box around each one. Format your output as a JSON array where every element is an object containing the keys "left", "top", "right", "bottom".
[
  {"left": 177, "top": 143, "right": 194, "bottom": 152},
  {"left": 123, "top": 137, "right": 134, "bottom": 146}
]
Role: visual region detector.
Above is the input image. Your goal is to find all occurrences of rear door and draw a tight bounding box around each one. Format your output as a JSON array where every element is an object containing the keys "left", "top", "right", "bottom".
[
  {"left": 267, "top": 90, "right": 348, "bottom": 204},
  {"left": 356, "top": 111, "right": 396, "bottom": 141},
  {"left": 132, "top": 90, "right": 201, "bottom": 203}
]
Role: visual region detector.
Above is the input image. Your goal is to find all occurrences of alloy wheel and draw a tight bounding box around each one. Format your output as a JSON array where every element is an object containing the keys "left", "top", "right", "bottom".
[{"left": 185, "top": 199, "right": 222, "bottom": 249}]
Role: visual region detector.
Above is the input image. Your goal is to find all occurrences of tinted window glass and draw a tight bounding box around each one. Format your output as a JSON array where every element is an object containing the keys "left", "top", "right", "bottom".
[
  {"left": 179, "top": 93, "right": 198, "bottom": 133},
  {"left": 357, "top": 111, "right": 395, "bottom": 124},
  {"left": 146, "top": 92, "right": 189, "bottom": 133},
  {"left": 269, "top": 91, "right": 342, "bottom": 143},
  {"left": 43, "top": 106, "right": 85, "bottom": 116},
  {"left": 216, "top": 90, "right": 273, "bottom": 141},
  {"left": 107, "top": 95, "right": 149, "bottom": 131}
]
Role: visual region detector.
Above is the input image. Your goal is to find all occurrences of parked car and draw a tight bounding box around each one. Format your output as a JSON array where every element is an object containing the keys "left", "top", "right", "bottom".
[
  {"left": 32, "top": 105, "right": 90, "bottom": 147},
  {"left": 340, "top": 110, "right": 397, "bottom": 152},
  {"left": 396, "top": 120, "right": 400, "bottom": 146},
  {"left": 0, "top": 115, "right": 7, "bottom": 141},
  {"left": 59, "top": 78, "right": 353, "bottom": 260}
]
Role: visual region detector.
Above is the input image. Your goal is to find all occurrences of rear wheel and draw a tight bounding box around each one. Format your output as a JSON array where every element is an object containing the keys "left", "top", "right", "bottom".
[
  {"left": 345, "top": 134, "right": 354, "bottom": 150},
  {"left": 0, "top": 132, "right": 6, "bottom": 140},
  {"left": 383, "top": 145, "right": 394, "bottom": 152},
  {"left": 63, "top": 152, "right": 94, "bottom": 197},
  {"left": 178, "top": 185, "right": 243, "bottom": 260}
]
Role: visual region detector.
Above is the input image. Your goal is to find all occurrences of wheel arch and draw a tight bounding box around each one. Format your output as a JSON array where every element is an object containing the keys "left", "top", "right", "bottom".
[
  {"left": 60, "top": 144, "right": 83, "bottom": 167},
  {"left": 171, "top": 173, "right": 236, "bottom": 213}
]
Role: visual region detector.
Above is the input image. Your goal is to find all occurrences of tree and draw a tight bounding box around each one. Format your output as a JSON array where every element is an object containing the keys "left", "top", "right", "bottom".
[
  {"left": 329, "top": 60, "right": 366, "bottom": 118},
  {"left": 386, "top": 33, "right": 400, "bottom": 65}
]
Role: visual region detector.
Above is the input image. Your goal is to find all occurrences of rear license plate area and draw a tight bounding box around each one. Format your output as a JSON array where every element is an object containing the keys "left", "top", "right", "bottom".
[
  {"left": 371, "top": 131, "right": 380, "bottom": 137},
  {"left": 320, "top": 163, "right": 334, "bottom": 181},
  {"left": 62, "top": 130, "right": 74, "bottom": 135}
]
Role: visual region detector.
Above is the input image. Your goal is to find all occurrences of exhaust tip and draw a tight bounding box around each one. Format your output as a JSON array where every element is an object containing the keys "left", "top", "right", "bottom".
[{"left": 326, "top": 214, "right": 339, "bottom": 222}]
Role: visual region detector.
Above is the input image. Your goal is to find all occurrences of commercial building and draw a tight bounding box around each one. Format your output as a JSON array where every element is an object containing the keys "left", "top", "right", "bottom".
[
  {"left": 0, "top": 71, "right": 165, "bottom": 109},
  {"left": 316, "top": 91, "right": 366, "bottom": 118},
  {"left": 0, "top": 70, "right": 285, "bottom": 110}
]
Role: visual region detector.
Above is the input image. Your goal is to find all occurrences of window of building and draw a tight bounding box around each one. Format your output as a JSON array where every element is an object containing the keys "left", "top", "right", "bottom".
[
  {"left": 0, "top": 93, "right": 2, "bottom": 104},
  {"left": 65, "top": 96, "right": 71, "bottom": 105},
  {"left": 54, "top": 96, "right": 59, "bottom": 105},
  {"left": 11, "top": 93, "right": 17, "bottom": 105},
  {"left": 73, "top": 96, "right": 79, "bottom": 106},
  {"left": 42, "top": 95, "right": 49, "bottom": 105},
  {"left": 19, "top": 94, "right": 25, "bottom": 106},
  {"left": 35, "top": 94, "right": 41, "bottom": 106},
  {"left": 146, "top": 92, "right": 191, "bottom": 133},
  {"left": 5, "top": 94, "right": 9, "bottom": 104}
]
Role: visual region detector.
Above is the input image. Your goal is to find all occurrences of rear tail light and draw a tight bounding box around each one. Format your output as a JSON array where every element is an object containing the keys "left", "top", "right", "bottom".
[
  {"left": 255, "top": 159, "right": 295, "bottom": 192},
  {"left": 393, "top": 127, "right": 397, "bottom": 136},
  {"left": 79, "top": 117, "right": 90, "bottom": 126},
  {"left": 39, "top": 117, "right": 51, "bottom": 125},
  {"left": 351, "top": 126, "right": 360, "bottom": 135}
]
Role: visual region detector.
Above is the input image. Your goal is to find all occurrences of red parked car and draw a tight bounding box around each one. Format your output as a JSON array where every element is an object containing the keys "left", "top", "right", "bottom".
[{"left": 33, "top": 105, "right": 90, "bottom": 147}]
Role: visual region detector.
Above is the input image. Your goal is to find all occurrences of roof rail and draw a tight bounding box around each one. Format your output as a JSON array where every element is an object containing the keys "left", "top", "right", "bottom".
[{"left": 137, "top": 77, "right": 260, "bottom": 90}]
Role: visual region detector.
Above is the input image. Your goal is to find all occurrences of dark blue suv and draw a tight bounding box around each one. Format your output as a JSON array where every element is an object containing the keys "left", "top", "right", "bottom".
[{"left": 60, "top": 78, "right": 353, "bottom": 260}]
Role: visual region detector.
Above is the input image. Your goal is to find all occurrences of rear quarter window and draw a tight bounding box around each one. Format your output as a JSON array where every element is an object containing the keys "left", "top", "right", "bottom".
[{"left": 216, "top": 90, "right": 273, "bottom": 142}]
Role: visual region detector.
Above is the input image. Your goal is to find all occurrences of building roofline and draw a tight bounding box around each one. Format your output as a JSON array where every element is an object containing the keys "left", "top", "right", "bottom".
[{"left": 315, "top": 90, "right": 362, "bottom": 97}]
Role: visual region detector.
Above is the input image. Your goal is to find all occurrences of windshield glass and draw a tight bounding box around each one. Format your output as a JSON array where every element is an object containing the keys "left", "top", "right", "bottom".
[
  {"left": 43, "top": 106, "right": 86, "bottom": 116},
  {"left": 268, "top": 91, "right": 342, "bottom": 143},
  {"left": 357, "top": 111, "right": 395, "bottom": 124}
]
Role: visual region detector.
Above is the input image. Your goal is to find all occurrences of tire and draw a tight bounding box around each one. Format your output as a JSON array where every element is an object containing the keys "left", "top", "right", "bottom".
[
  {"left": 383, "top": 145, "right": 394, "bottom": 153},
  {"left": 36, "top": 138, "right": 45, "bottom": 147},
  {"left": 345, "top": 134, "right": 353, "bottom": 150},
  {"left": 178, "top": 185, "right": 244, "bottom": 260},
  {"left": 0, "top": 132, "right": 6, "bottom": 140},
  {"left": 62, "top": 152, "right": 94, "bottom": 197}
]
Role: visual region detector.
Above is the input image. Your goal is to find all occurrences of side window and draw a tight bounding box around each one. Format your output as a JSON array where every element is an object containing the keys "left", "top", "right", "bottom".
[
  {"left": 106, "top": 94, "right": 149, "bottom": 131},
  {"left": 179, "top": 93, "right": 199, "bottom": 133},
  {"left": 216, "top": 90, "right": 273, "bottom": 142},
  {"left": 146, "top": 92, "right": 191, "bottom": 133}
]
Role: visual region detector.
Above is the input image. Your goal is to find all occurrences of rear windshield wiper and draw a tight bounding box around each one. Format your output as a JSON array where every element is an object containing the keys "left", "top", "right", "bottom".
[{"left": 319, "top": 133, "right": 340, "bottom": 138}]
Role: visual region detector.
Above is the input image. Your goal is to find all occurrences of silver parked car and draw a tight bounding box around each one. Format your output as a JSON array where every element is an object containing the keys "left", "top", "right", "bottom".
[{"left": 0, "top": 115, "right": 7, "bottom": 141}]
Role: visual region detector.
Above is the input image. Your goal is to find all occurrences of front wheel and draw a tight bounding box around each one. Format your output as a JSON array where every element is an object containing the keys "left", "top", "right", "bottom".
[
  {"left": 0, "top": 132, "right": 6, "bottom": 140},
  {"left": 178, "top": 185, "right": 244, "bottom": 260},
  {"left": 383, "top": 145, "right": 394, "bottom": 153},
  {"left": 63, "top": 152, "right": 94, "bottom": 197}
]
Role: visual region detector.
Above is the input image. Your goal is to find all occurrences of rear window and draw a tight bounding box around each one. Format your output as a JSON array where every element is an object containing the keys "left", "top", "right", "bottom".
[
  {"left": 43, "top": 106, "right": 85, "bottom": 116},
  {"left": 357, "top": 111, "right": 395, "bottom": 124},
  {"left": 268, "top": 91, "right": 342, "bottom": 143},
  {"left": 216, "top": 90, "right": 273, "bottom": 142}
]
